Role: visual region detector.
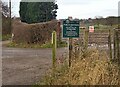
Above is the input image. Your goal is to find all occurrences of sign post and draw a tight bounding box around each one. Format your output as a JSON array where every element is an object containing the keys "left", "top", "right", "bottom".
[
  {"left": 69, "top": 38, "right": 73, "bottom": 67},
  {"left": 63, "top": 19, "right": 80, "bottom": 67}
]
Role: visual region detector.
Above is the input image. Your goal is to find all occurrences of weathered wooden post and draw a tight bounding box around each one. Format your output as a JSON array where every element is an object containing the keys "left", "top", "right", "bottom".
[
  {"left": 117, "top": 30, "right": 120, "bottom": 64},
  {"left": 69, "top": 38, "right": 73, "bottom": 67},
  {"left": 118, "top": 30, "right": 120, "bottom": 64},
  {"left": 68, "top": 17, "right": 73, "bottom": 67},
  {"left": 83, "top": 28, "right": 88, "bottom": 51},
  {"left": 74, "top": 45, "right": 77, "bottom": 59},
  {"left": 108, "top": 29, "right": 112, "bottom": 59},
  {"left": 113, "top": 29, "right": 116, "bottom": 60},
  {"left": 116, "top": 30, "right": 120, "bottom": 61},
  {"left": 52, "top": 31, "right": 57, "bottom": 69}
]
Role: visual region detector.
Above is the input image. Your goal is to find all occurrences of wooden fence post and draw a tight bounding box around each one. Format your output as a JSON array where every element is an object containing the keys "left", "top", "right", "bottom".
[
  {"left": 116, "top": 30, "right": 120, "bottom": 61},
  {"left": 75, "top": 46, "right": 77, "bottom": 59},
  {"left": 113, "top": 29, "right": 117, "bottom": 60},
  {"left": 117, "top": 30, "right": 120, "bottom": 64},
  {"left": 69, "top": 38, "right": 73, "bottom": 67},
  {"left": 108, "top": 29, "right": 112, "bottom": 60},
  {"left": 83, "top": 28, "right": 88, "bottom": 51},
  {"left": 52, "top": 31, "right": 57, "bottom": 69}
]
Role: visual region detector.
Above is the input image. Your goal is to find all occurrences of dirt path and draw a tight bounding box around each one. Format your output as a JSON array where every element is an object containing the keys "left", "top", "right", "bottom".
[
  {"left": 2, "top": 57, "right": 51, "bottom": 85},
  {"left": 2, "top": 47, "right": 68, "bottom": 85},
  {"left": 2, "top": 47, "right": 65, "bottom": 59}
]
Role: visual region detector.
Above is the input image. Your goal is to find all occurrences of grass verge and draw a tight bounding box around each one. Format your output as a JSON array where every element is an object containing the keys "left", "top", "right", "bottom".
[
  {"left": 2, "top": 34, "right": 11, "bottom": 41},
  {"left": 38, "top": 48, "right": 120, "bottom": 85},
  {"left": 7, "top": 41, "right": 67, "bottom": 48}
]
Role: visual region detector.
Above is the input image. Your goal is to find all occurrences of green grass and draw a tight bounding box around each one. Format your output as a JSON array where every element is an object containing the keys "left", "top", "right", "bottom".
[
  {"left": 2, "top": 34, "right": 11, "bottom": 41},
  {"left": 79, "top": 24, "right": 114, "bottom": 33},
  {"left": 80, "top": 24, "right": 118, "bottom": 33},
  {"left": 0, "top": 34, "right": 2, "bottom": 41},
  {"left": 7, "top": 41, "right": 67, "bottom": 48}
]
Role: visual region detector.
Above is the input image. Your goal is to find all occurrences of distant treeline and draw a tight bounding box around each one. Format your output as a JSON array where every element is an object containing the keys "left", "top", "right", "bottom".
[{"left": 80, "top": 16, "right": 120, "bottom": 26}]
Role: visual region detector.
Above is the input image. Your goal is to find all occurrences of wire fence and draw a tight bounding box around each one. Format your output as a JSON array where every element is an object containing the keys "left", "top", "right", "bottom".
[{"left": 71, "top": 28, "right": 120, "bottom": 63}]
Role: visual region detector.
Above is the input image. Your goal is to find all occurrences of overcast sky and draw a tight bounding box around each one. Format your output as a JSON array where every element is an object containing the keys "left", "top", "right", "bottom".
[{"left": 2, "top": 0, "right": 120, "bottom": 19}]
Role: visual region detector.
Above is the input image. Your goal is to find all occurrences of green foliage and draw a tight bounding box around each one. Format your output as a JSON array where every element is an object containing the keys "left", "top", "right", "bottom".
[
  {"left": 57, "top": 41, "right": 67, "bottom": 48},
  {"left": 40, "top": 42, "right": 52, "bottom": 48},
  {"left": 7, "top": 41, "right": 67, "bottom": 48},
  {"left": 19, "top": 1, "right": 58, "bottom": 23},
  {"left": 7, "top": 42, "right": 51, "bottom": 48},
  {"left": 94, "top": 24, "right": 111, "bottom": 29},
  {"left": 2, "top": 34, "right": 11, "bottom": 41},
  {"left": 0, "top": 35, "right": 2, "bottom": 41}
]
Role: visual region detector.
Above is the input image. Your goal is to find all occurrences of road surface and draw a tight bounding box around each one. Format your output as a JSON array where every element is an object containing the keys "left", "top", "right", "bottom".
[
  {"left": 2, "top": 46, "right": 68, "bottom": 85},
  {"left": 1, "top": 41, "right": 110, "bottom": 85}
]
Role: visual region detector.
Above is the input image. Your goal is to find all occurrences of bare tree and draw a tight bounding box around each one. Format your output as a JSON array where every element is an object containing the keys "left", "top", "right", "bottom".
[{"left": 0, "top": 0, "right": 10, "bottom": 17}]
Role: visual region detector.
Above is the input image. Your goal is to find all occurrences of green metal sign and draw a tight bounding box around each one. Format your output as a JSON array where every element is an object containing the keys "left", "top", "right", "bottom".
[{"left": 63, "top": 19, "right": 80, "bottom": 38}]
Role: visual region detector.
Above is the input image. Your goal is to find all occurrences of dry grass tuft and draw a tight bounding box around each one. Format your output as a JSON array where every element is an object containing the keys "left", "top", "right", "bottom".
[{"left": 39, "top": 49, "right": 120, "bottom": 85}]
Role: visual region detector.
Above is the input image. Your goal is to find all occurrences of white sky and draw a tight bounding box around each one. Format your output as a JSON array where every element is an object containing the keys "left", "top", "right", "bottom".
[{"left": 2, "top": 0, "right": 120, "bottom": 19}]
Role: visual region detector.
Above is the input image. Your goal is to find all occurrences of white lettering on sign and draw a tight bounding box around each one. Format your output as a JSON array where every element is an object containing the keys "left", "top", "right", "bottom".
[{"left": 63, "top": 24, "right": 79, "bottom": 26}]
